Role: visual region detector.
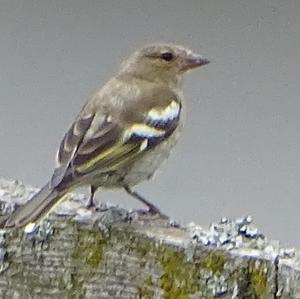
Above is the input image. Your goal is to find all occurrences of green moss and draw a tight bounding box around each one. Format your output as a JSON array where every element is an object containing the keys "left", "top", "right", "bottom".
[
  {"left": 71, "top": 225, "right": 108, "bottom": 268},
  {"left": 6, "top": 219, "right": 277, "bottom": 298},
  {"left": 248, "top": 263, "right": 268, "bottom": 297},
  {"left": 138, "top": 276, "right": 155, "bottom": 299},
  {"left": 132, "top": 235, "right": 230, "bottom": 299},
  {"left": 200, "top": 251, "right": 226, "bottom": 274},
  {"left": 133, "top": 237, "right": 198, "bottom": 298},
  {"left": 235, "top": 260, "right": 270, "bottom": 298},
  {"left": 159, "top": 247, "right": 198, "bottom": 299}
]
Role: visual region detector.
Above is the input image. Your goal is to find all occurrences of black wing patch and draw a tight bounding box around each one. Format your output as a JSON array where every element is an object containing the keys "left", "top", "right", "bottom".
[{"left": 129, "top": 100, "right": 181, "bottom": 147}]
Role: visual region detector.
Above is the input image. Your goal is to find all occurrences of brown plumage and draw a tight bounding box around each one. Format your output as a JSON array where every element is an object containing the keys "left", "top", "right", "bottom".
[{"left": 1, "top": 43, "right": 210, "bottom": 228}]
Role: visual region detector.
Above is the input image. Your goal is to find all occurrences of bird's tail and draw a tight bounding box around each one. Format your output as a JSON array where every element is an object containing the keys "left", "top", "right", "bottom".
[{"left": 0, "top": 183, "right": 69, "bottom": 228}]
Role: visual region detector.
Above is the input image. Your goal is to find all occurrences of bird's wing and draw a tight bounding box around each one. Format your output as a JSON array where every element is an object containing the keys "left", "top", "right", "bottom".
[
  {"left": 50, "top": 88, "right": 181, "bottom": 188},
  {"left": 50, "top": 113, "right": 96, "bottom": 187}
]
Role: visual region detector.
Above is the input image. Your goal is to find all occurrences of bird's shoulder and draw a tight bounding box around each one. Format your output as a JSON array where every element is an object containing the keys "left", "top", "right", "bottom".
[{"left": 80, "top": 76, "right": 182, "bottom": 121}]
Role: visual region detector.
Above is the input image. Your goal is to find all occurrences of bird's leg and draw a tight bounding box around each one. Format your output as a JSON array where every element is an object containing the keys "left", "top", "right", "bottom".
[
  {"left": 124, "top": 186, "right": 168, "bottom": 219},
  {"left": 86, "top": 185, "right": 97, "bottom": 208}
]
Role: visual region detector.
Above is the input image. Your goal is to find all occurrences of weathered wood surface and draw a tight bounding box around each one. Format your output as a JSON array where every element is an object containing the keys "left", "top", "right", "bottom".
[{"left": 0, "top": 178, "right": 299, "bottom": 299}]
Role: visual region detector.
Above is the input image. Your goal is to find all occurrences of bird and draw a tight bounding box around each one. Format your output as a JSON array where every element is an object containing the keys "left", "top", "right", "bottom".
[{"left": 1, "top": 43, "right": 210, "bottom": 228}]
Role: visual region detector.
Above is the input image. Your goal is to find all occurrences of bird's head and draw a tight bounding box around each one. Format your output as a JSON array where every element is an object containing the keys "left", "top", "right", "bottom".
[{"left": 119, "top": 43, "right": 210, "bottom": 86}]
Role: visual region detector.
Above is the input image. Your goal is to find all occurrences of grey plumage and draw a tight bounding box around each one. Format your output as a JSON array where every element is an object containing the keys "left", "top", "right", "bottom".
[{"left": 2, "top": 43, "right": 209, "bottom": 228}]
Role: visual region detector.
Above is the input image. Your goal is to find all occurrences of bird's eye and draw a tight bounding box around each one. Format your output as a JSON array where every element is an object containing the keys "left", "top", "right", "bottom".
[{"left": 160, "top": 52, "right": 174, "bottom": 61}]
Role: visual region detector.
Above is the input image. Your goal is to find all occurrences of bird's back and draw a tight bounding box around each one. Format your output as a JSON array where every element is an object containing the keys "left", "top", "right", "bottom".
[{"left": 72, "top": 75, "right": 184, "bottom": 188}]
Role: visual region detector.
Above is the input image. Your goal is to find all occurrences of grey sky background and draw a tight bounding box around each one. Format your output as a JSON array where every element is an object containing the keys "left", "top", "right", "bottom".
[{"left": 1, "top": 0, "right": 300, "bottom": 247}]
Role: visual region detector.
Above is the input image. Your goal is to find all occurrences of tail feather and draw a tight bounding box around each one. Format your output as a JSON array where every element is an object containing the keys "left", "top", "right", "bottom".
[{"left": 2, "top": 183, "right": 68, "bottom": 228}]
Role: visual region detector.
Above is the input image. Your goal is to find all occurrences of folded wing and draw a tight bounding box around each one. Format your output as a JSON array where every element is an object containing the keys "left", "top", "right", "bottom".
[{"left": 50, "top": 92, "right": 181, "bottom": 189}]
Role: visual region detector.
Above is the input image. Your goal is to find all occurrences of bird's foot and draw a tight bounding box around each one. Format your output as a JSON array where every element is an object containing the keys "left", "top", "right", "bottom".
[
  {"left": 85, "top": 202, "right": 96, "bottom": 209},
  {"left": 85, "top": 196, "right": 97, "bottom": 209},
  {"left": 133, "top": 207, "right": 169, "bottom": 220},
  {"left": 149, "top": 208, "right": 169, "bottom": 220}
]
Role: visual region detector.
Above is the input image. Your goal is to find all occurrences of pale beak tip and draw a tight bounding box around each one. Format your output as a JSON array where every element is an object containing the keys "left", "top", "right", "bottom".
[
  {"left": 193, "top": 56, "right": 210, "bottom": 66},
  {"left": 184, "top": 54, "right": 210, "bottom": 70}
]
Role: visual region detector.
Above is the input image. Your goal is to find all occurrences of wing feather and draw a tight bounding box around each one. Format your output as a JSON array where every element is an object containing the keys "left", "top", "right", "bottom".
[
  {"left": 50, "top": 92, "right": 181, "bottom": 189},
  {"left": 51, "top": 114, "right": 95, "bottom": 187}
]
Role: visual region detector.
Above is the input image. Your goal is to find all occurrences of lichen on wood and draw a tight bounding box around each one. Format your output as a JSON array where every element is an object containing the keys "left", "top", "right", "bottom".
[{"left": 0, "top": 178, "right": 300, "bottom": 298}]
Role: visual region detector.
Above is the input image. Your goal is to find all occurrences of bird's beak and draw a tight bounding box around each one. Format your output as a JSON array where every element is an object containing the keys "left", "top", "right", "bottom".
[{"left": 181, "top": 53, "right": 210, "bottom": 71}]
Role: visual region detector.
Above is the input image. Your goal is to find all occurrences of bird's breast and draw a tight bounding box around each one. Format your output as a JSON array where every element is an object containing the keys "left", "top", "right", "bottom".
[{"left": 121, "top": 122, "right": 183, "bottom": 187}]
